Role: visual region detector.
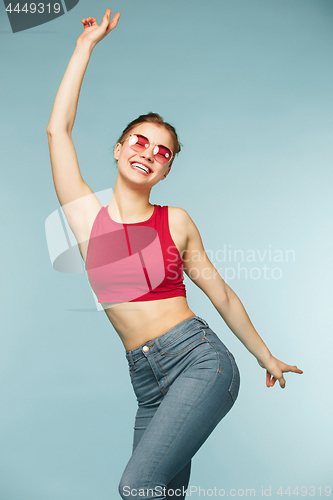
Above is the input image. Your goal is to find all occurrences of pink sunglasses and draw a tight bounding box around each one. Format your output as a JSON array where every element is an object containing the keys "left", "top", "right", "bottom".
[{"left": 122, "top": 134, "right": 173, "bottom": 164}]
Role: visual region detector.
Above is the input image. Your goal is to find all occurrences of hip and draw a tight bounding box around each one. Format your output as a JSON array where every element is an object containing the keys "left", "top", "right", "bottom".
[{"left": 126, "top": 315, "right": 241, "bottom": 404}]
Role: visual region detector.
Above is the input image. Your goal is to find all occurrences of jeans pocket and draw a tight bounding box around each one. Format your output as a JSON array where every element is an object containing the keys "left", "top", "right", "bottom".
[
  {"left": 159, "top": 328, "right": 204, "bottom": 357},
  {"left": 226, "top": 350, "right": 240, "bottom": 403}
]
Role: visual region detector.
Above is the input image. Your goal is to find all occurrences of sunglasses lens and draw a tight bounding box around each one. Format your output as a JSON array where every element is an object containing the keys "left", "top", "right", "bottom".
[
  {"left": 129, "top": 134, "right": 149, "bottom": 152},
  {"left": 154, "top": 145, "right": 172, "bottom": 163}
]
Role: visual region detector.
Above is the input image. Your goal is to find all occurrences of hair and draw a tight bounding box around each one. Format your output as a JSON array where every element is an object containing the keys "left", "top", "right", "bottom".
[{"left": 116, "top": 112, "right": 182, "bottom": 166}]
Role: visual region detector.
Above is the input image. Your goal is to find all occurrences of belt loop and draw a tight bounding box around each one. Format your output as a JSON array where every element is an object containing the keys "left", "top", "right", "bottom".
[{"left": 197, "top": 316, "right": 209, "bottom": 327}]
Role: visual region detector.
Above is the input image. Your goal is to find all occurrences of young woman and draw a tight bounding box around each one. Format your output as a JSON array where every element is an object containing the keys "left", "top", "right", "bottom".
[{"left": 46, "top": 9, "right": 303, "bottom": 500}]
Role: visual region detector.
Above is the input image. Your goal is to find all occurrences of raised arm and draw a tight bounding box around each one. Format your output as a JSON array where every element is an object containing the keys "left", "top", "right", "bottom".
[
  {"left": 46, "top": 9, "right": 120, "bottom": 233},
  {"left": 178, "top": 208, "right": 303, "bottom": 389}
]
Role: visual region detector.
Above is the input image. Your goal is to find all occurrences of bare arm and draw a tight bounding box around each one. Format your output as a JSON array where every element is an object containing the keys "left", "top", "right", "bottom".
[
  {"left": 179, "top": 208, "right": 303, "bottom": 388},
  {"left": 47, "top": 42, "right": 93, "bottom": 136},
  {"left": 46, "top": 9, "right": 120, "bottom": 225}
]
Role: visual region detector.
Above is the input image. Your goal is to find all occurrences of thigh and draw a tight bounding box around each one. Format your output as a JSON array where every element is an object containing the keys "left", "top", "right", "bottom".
[
  {"left": 132, "top": 403, "right": 191, "bottom": 499},
  {"left": 124, "top": 336, "right": 238, "bottom": 493}
]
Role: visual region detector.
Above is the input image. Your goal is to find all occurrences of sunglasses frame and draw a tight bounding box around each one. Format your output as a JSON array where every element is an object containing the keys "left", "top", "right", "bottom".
[{"left": 121, "top": 134, "right": 174, "bottom": 164}]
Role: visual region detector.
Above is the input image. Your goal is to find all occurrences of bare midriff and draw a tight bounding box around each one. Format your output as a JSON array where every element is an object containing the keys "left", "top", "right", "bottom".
[{"left": 102, "top": 296, "right": 196, "bottom": 351}]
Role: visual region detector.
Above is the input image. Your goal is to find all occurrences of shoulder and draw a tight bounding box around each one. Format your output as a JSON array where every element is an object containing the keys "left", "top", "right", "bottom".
[
  {"left": 167, "top": 206, "right": 189, "bottom": 218},
  {"left": 166, "top": 206, "right": 200, "bottom": 238},
  {"left": 167, "top": 206, "right": 192, "bottom": 227}
]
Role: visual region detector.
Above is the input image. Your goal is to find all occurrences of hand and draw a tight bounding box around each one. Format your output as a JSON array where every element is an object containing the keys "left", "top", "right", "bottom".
[
  {"left": 257, "top": 356, "right": 303, "bottom": 388},
  {"left": 76, "top": 8, "right": 120, "bottom": 49}
]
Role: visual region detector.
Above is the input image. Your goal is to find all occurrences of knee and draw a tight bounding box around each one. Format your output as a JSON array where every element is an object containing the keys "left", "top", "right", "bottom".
[
  {"left": 118, "top": 472, "right": 164, "bottom": 500},
  {"left": 118, "top": 481, "right": 132, "bottom": 499},
  {"left": 118, "top": 472, "right": 133, "bottom": 500},
  {"left": 118, "top": 471, "right": 146, "bottom": 500}
]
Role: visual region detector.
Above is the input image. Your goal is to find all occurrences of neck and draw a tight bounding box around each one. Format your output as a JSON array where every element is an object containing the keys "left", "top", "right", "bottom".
[{"left": 109, "top": 174, "right": 153, "bottom": 223}]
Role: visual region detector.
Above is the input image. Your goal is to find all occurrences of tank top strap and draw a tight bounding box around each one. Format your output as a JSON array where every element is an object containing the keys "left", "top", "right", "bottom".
[{"left": 151, "top": 204, "right": 167, "bottom": 227}]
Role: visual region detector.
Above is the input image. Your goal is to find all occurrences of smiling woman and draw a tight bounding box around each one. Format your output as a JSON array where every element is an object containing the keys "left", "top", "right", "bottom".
[
  {"left": 113, "top": 120, "right": 176, "bottom": 186},
  {"left": 46, "top": 7, "right": 303, "bottom": 500},
  {"left": 116, "top": 113, "right": 181, "bottom": 165}
]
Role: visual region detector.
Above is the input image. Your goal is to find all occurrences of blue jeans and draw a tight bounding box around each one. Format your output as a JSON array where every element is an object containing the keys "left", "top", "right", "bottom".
[{"left": 119, "top": 316, "right": 240, "bottom": 500}]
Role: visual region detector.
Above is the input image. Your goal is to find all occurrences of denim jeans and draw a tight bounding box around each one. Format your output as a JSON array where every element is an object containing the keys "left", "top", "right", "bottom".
[{"left": 119, "top": 316, "right": 240, "bottom": 500}]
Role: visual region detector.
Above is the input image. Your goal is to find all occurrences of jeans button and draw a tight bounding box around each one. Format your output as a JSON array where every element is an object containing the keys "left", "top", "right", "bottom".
[{"left": 142, "top": 345, "right": 149, "bottom": 352}]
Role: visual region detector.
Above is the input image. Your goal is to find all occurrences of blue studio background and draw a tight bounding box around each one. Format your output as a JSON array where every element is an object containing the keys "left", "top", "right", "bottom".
[{"left": 1, "top": 0, "right": 332, "bottom": 499}]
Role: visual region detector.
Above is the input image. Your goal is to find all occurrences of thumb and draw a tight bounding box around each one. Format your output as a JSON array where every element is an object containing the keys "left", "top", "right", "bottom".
[
  {"left": 279, "top": 376, "right": 286, "bottom": 389},
  {"left": 101, "top": 9, "right": 111, "bottom": 31},
  {"left": 102, "top": 9, "right": 111, "bottom": 28}
]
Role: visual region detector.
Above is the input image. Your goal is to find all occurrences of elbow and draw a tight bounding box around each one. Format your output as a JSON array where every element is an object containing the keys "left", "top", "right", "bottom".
[
  {"left": 225, "top": 282, "right": 236, "bottom": 303},
  {"left": 211, "top": 291, "right": 229, "bottom": 317},
  {"left": 216, "top": 283, "right": 231, "bottom": 308},
  {"left": 46, "top": 126, "right": 56, "bottom": 136},
  {"left": 209, "top": 288, "right": 229, "bottom": 309},
  {"left": 46, "top": 127, "right": 71, "bottom": 137},
  {"left": 219, "top": 290, "right": 230, "bottom": 306}
]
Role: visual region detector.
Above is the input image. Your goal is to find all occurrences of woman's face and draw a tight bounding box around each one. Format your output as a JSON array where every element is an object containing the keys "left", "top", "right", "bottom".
[{"left": 114, "top": 123, "right": 174, "bottom": 187}]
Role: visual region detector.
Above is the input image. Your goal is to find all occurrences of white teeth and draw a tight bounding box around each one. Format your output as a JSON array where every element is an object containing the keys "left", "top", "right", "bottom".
[{"left": 132, "top": 162, "right": 150, "bottom": 174}]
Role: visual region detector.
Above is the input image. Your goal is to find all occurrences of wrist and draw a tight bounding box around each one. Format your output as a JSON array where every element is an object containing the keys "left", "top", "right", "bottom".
[
  {"left": 75, "top": 38, "right": 95, "bottom": 54},
  {"left": 256, "top": 348, "right": 272, "bottom": 365}
]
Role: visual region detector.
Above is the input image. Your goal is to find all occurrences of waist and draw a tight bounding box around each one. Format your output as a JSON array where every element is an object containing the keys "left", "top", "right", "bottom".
[
  {"left": 126, "top": 315, "right": 210, "bottom": 361},
  {"left": 103, "top": 296, "right": 195, "bottom": 351}
]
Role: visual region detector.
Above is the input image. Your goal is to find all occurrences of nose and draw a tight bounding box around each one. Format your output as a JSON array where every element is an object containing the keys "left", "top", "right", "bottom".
[{"left": 140, "top": 145, "right": 154, "bottom": 162}]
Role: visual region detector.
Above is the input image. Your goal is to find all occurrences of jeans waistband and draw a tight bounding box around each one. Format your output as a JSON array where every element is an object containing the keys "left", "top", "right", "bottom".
[{"left": 125, "top": 315, "right": 209, "bottom": 364}]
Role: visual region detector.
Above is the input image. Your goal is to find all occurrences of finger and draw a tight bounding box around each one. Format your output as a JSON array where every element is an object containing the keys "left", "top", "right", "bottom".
[
  {"left": 266, "top": 370, "right": 271, "bottom": 387},
  {"left": 106, "top": 12, "right": 121, "bottom": 34},
  {"left": 283, "top": 364, "right": 304, "bottom": 374},
  {"left": 83, "top": 17, "right": 97, "bottom": 24},
  {"left": 292, "top": 365, "right": 303, "bottom": 374},
  {"left": 279, "top": 376, "right": 286, "bottom": 389},
  {"left": 101, "top": 9, "right": 112, "bottom": 31},
  {"left": 102, "top": 9, "right": 110, "bottom": 22},
  {"left": 81, "top": 18, "right": 97, "bottom": 27}
]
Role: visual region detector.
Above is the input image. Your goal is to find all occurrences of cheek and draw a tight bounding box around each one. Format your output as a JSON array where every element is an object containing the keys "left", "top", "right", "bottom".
[{"left": 118, "top": 149, "right": 132, "bottom": 163}]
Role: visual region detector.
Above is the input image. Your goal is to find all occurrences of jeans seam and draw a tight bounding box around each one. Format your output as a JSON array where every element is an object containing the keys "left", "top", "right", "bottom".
[
  {"left": 129, "top": 365, "right": 135, "bottom": 382},
  {"left": 160, "top": 338, "right": 204, "bottom": 357},
  {"left": 155, "top": 353, "right": 170, "bottom": 391},
  {"left": 145, "top": 356, "right": 166, "bottom": 397},
  {"left": 130, "top": 354, "right": 145, "bottom": 364},
  {"left": 226, "top": 351, "right": 238, "bottom": 403},
  {"left": 202, "top": 330, "right": 222, "bottom": 373},
  {"left": 156, "top": 324, "right": 201, "bottom": 351}
]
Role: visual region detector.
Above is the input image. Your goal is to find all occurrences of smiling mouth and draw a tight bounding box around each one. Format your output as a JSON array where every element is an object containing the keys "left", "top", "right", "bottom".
[{"left": 130, "top": 162, "right": 152, "bottom": 174}]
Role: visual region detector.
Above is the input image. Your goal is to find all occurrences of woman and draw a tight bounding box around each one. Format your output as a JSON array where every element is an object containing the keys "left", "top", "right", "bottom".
[{"left": 46, "top": 9, "right": 303, "bottom": 500}]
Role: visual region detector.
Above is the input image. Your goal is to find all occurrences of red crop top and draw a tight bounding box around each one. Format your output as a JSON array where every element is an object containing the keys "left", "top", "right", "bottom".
[{"left": 85, "top": 205, "right": 186, "bottom": 303}]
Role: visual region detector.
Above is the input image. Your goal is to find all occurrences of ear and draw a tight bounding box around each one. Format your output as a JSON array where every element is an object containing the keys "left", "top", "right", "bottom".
[
  {"left": 162, "top": 165, "right": 171, "bottom": 180},
  {"left": 114, "top": 143, "right": 121, "bottom": 161}
]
